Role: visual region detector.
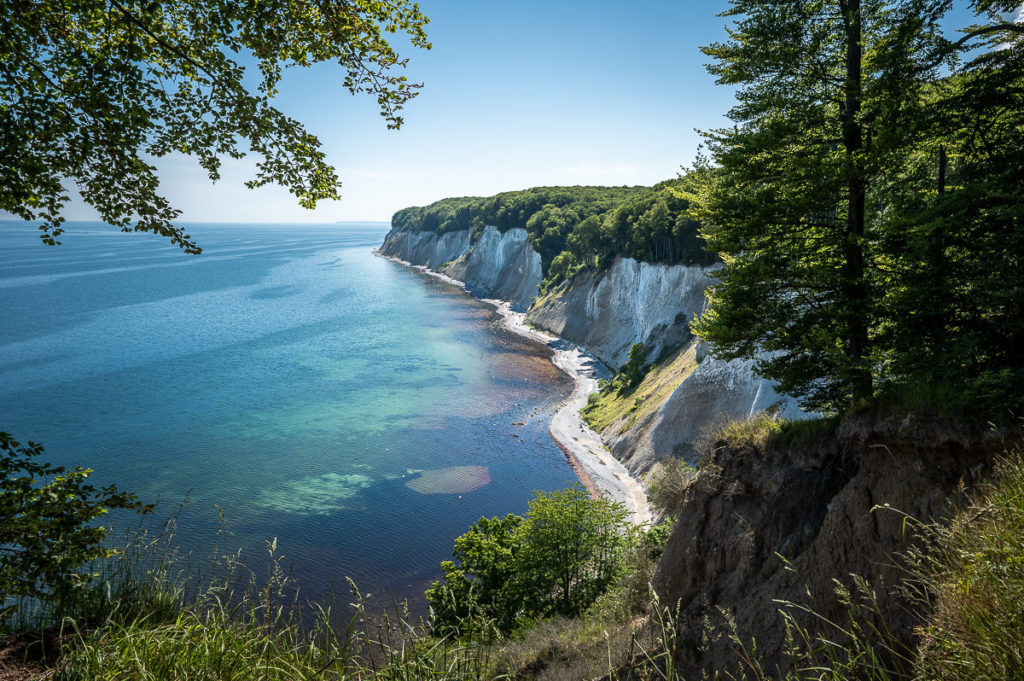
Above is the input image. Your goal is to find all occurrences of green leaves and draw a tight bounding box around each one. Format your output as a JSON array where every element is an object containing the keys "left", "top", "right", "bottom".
[
  {"left": 425, "top": 484, "right": 630, "bottom": 636},
  {"left": 0, "top": 0, "right": 430, "bottom": 251},
  {"left": 693, "top": 0, "right": 1024, "bottom": 417},
  {"left": 391, "top": 182, "right": 712, "bottom": 288},
  {"left": 514, "top": 485, "right": 629, "bottom": 620},
  {"left": 425, "top": 513, "right": 523, "bottom": 635},
  {"left": 0, "top": 432, "right": 151, "bottom": 620},
  {"left": 691, "top": 0, "right": 958, "bottom": 414}
]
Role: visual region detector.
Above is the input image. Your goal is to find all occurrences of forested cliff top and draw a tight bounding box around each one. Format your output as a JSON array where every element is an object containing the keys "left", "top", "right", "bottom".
[{"left": 389, "top": 181, "right": 716, "bottom": 283}]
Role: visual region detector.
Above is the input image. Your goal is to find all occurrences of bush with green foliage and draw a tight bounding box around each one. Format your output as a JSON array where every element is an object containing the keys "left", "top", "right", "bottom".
[
  {"left": 616, "top": 343, "right": 650, "bottom": 393},
  {"left": 0, "top": 432, "right": 151, "bottom": 621},
  {"left": 426, "top": 485, "right": 629, "bottom": 636},
  {"left": 425, "top": 514, "right": 523, "bottom": 636}
]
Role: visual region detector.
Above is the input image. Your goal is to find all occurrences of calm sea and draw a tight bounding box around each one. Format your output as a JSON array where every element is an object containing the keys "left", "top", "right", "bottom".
[{"left": 0, "top": 221, "right": 575, "bottom": 606}]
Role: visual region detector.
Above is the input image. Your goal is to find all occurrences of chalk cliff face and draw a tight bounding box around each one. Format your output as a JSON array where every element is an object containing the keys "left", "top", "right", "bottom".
[
  {"left": 378, "top": 227, "right": 471, "bottom": 270},
  {"left": 378, "top": 226, "right": 541, "bottom": 310},
  {"left": 524, "top": 256, "right": 804, "bottom": 475},
  {"left": 608, "top": 347, "right": 806, "bottom": 475},
  {"left": 440, "top": 227, "right": 542, "bottom": 311},
  {"left": 525, "top": 257, "right": 712, "bottom": 369},
  {"left": 378, "top": 224, "right": 803, "bottom": 476}
]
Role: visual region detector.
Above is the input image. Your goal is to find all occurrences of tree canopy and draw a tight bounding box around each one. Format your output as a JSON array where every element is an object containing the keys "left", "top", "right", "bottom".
[
  {"left": 425, "top": 485, "right": 629, "bottom": 636},
  {"left": 0, "top": 0, "right": 430, "bottom": 253},
  {"left": 691, "top": 0, "right": 1024, "bottom": 415},
  {"left": 390, "top": 181, "right": 714, "bottom": 285}
]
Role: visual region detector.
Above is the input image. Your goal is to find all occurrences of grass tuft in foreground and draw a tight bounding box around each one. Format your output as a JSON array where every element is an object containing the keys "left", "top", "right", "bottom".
[
  {"left": 912, "top": 452, "right": 1024, "bottom": 680},
  {"left": 53, "top": 541, "right": 501, "bottom": 681},
  {"left": 10, "top": 442, "right": 1024, "bottom": 680}
]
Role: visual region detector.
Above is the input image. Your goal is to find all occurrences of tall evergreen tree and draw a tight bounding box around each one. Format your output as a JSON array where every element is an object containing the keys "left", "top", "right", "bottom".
[
  {"left": 691, "top": 0, "right": 951, "bottom": 413},
  {"left": 877, "top": 4, "right": 1024, "bottom": 412}
]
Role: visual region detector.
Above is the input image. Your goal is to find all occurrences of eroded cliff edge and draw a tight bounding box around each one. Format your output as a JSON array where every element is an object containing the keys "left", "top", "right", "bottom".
[
  {"left": 377, "top": 225, "right": 802, "bottom": 478},
  {"left": 377, "top": 222, "right": 1005, "bottom": 674},
  {"left": 652, "top": 415, "right": 1005, "bottom": 676},
  {"left": 379, "top": 225, "right": 542, "bottom": 311}
]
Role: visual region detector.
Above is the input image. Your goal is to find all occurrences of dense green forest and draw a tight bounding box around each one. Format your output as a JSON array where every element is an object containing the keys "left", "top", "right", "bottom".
[
  {"left": 389, "top": 181, "right": 716, "bottom": 283},
  {"left": 690, "top": 0, "right": 1024, "bottom": 417}
]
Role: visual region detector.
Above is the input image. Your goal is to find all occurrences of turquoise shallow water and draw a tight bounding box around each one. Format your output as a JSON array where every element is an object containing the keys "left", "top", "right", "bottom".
[{"left": 0, "top": 221, "right": 575, "bottom": 606}]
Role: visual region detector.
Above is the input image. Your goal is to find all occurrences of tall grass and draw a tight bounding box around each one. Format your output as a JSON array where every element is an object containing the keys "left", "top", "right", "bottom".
[
  {"left": 911, "top": 452, "right": 1024, "bottom": 680},
  {"left": 721, "top": 449, "right": 1024, "bottom": 681},
  {"left": 647, "top": 460, "right": 697, "bottom": 517},
  {"left": 1, "top": 515, "right": 185, "bottom": 668},
  {"left": 55, "top": 539, "right": 504, "bottom": 681},
  {"left": 708, "top": 412, "right": 839, "bottom": 453},
  {"left": 16, "top": 447, "right": 1024, "bottom": 681}
]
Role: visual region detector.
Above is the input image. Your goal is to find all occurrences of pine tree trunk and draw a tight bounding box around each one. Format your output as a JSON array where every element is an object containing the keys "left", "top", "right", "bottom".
[
  {"left": 927, "top": 146, "right": 948, "bottom": 363},
  {"left": 841, "top": 0, "right": 873, "bottom": 404}
]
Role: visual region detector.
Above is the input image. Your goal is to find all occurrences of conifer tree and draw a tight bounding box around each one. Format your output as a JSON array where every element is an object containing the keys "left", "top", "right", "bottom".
[
  {"left": 691, "top": 0, "right": 951, "bottom": 413},
  {"left": 877, "top": 3, "right": 1024, "bottom": 412}
]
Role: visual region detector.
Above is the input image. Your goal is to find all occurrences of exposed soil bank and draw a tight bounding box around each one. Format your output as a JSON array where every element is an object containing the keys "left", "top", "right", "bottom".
[{"left": 653, "top": 414, "right": 1011, "bottom": 676}]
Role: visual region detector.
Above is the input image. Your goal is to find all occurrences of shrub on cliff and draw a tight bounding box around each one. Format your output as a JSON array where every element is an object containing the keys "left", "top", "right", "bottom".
[
  {"left": 426, "top": 485, "right": 629, "bottom": 636},
  {"left": 0, "top": 432, "right": 151, "bottom": 622},
  {"left": 618, "top": 344, "right": 650, "bottom": 393}
]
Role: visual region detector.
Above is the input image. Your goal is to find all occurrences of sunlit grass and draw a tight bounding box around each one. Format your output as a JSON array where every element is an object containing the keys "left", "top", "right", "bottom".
[
  {"left": 913, "top": 452, "right": 1024, "bottom": 680},
  {"left": 11, "top": 441, "right": 1024, "bottom": 681},
  {"left": 582, "top": 342, "right": 699, "bottom": 435}
]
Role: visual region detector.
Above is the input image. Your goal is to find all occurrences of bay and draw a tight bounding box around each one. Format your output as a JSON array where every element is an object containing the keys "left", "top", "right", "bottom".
[{"left": 0, "top": 221, "right": 576, "bottom": 607}]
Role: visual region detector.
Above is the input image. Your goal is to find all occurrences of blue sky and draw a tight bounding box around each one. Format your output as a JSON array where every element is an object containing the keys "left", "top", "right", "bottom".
[{"left": 61, "top": 0, "right": 988, "bottom": 224}]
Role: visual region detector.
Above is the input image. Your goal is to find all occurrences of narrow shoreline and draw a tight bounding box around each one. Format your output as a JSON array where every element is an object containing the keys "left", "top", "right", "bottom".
[{"left": 375, "top": 251, "right": 652, "bottom": 525}]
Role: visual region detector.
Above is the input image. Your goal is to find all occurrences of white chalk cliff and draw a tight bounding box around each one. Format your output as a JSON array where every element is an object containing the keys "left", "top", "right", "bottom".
[
  {"left": 525, "top": 257, "right": 714, "bottom": 369},
  {"left": 378, "top": 225, "right": 804, "bottom": 476},
  {"left": 379, "top": 226, "right": 542, "bottom": 311}
]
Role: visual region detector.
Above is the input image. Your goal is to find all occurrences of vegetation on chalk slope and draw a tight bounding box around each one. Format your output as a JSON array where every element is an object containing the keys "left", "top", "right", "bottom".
[
  {"left": 389, "top": 180, "right": 714, "bottom": 280},
  {"left": 581, "top": 342, "right": 699, "bottom": 436}
]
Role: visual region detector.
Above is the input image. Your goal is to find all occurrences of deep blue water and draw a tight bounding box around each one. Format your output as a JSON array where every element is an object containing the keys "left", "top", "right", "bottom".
[{"left": 0, "top": 221, "right": 575, "bottom": 606}]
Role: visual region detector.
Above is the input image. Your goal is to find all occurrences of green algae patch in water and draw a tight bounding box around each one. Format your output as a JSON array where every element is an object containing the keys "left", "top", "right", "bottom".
[
  {"left": 257, "top": 472, "right": 374, "bottom": 515},
  {"left": 405, "top": 466, "right": 492, "bottom": 495}
]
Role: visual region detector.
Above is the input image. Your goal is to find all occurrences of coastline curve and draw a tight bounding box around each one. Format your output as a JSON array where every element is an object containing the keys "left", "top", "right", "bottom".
[{"left": 375, "top": 250, "right": 653, "bottom": 525}]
